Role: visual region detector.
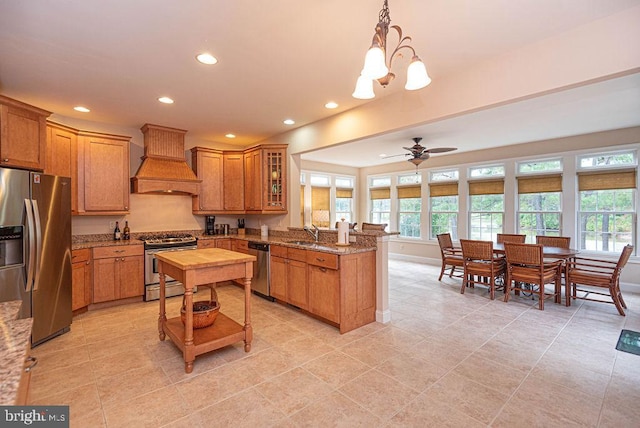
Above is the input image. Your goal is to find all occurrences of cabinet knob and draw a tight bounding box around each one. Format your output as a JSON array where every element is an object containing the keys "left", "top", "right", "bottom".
[
  {"left": 2, "top": 159, "right": 8, "bottom": 162},
  {"left": 121, "top": 258, "right": 125, "bottom": 261},
  {"left": 86, "top": 261, "right": 90, "bottom": 265}
]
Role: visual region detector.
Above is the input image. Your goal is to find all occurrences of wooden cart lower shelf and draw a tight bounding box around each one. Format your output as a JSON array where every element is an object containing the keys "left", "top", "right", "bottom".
[
  {"left": 156, "top": 248, "right": 256, "bottom": 373},
  {"left": 163, "top": 314, "right": 245, "bottom": 352}
]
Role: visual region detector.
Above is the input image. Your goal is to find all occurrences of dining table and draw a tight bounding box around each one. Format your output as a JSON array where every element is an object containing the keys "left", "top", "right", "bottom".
[{"left": 455, "top": 242, "right": 580, "bottom": 305}]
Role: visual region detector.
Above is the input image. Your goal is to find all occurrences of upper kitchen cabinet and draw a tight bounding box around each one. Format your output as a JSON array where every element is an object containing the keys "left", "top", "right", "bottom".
[
  {"left": 77, "top": 130, "right": 131, "bottom": 214},
  {"left": 191, "top": 147, "right": 224, "bottom": 213},
  {"left": 46, "top": 122, "right": 78, "bottom": 213},
  {"left": 222, "top": 151, "right": 245, "bottom": 213},
  {"left": 244, "top": 144, "right": 287, "bottom": 214},
  {"left": 0, "top": 95, "right": 51, "bottom": 171}
]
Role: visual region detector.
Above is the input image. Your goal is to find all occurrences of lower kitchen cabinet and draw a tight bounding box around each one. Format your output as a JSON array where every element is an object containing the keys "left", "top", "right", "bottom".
[
  {"left": 92, "top": 245, "right": 144, "bottom": 303},
  {"left": 308, "top": 264, "right": 340, "bottom": 323},
  {"left": 270, "top": 245, "right": 308, "bottom": 310},
  {"left": 197, "top": 238, "right": 231, "bottom": 250},
  {"left": 71, "top": 248, "right": 92, "bottom": 311},
  {"left": 270, "top": 245, "right": 376, "bottom": 333}
]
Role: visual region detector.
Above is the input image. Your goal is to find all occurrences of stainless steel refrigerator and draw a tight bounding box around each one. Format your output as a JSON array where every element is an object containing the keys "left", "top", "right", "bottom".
[{"left": 0, "top": 167, "right": 72, "bottom": 346}]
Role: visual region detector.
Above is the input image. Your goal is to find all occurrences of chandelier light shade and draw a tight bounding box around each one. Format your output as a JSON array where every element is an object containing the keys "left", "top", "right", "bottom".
[
  {"left": 353, "top": 0, "right": 431, "bottom": 99},
  {"left": 352, "top": 75, "right": 376, "bottom": 99}
]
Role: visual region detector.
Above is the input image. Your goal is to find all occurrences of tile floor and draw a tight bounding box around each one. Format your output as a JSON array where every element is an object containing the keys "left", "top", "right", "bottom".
[{"left": 29, "top": 259, "right": 640, "bottom": 427}]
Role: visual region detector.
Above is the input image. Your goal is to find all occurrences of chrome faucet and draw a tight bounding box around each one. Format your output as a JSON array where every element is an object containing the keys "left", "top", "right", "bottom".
[{"left": 303, "top": 224, "right": 320, "bottom": 242}]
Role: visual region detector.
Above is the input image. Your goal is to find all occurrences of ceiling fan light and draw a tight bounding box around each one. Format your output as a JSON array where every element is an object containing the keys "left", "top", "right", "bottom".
[
  {"left": 352, "top": 75, "right": 375, "bottom": 99},
  {"left": 408, "top": 157, "right": 424, "bottom": 166},
  {"left": 361, "top": 45, "right": 388, "bottom": 80},
  {"left": 405, "top": 56, "right": 431, "bottom": 91}
]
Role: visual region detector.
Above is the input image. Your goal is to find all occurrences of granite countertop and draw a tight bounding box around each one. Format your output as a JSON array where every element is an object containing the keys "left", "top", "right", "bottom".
[
  {"left": 73, "top": 231, "right": 378, "bottom": 255},
  {"left": 0, "top": 301, "right": 33, "bottom": 405}
]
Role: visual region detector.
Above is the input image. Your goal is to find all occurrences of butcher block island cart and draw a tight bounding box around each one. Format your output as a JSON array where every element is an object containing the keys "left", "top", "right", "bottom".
[{"left": 156, "top": 248, "right": 256, "bottom": 373}]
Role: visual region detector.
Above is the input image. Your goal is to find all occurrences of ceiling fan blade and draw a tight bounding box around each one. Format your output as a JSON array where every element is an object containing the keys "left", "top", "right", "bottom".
[
  {"left": 424, "top": 147, "right": 457, "bottom": 154},
  {"left": 381, "top": 153, "right": 410, "bottom": 159},
  {"left": 419, "top": 153, "right": 431, "bottom": 160}
]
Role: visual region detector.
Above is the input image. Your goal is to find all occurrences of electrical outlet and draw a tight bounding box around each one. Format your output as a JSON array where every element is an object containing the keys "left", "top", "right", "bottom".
[
  {"left": 349, "top": 235, "right": 356, "bottom": 243},
  {"left": 109, "top": 221, "right": 115, "bottom": 231}
]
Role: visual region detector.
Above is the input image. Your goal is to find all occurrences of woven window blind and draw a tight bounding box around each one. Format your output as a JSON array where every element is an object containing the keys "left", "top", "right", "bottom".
[
  {"left": 311, "top": 186, "right": 330, "bottom": 210},
  {"left": 370, "top": 187, "right": 390, "bottom": 200},
  {"left": 468, "top": 179, "right": 504, "bottom": 195},
  {"left": 517, "top": 174, "right": 562, "bottom": 194},
  {"left": 578, "top": 169, "right": 636, "bottom": 191},
  {"left": 429, "top": 182, "right": 458, "bottom": 197},
  {"left": 397, "top": 185, "right": 421, "bottom": 199},
  {"left": 336, "top": 188, "right": 353, "bottom": 198}
]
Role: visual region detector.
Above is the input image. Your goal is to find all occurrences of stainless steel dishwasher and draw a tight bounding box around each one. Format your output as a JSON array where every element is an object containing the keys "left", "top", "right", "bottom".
[{"left": 248, "top": 241, "right": 272, "bottom": 300}]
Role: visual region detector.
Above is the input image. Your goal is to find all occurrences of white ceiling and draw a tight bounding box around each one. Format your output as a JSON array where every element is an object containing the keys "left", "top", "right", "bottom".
[{"left": 1, "top": 0, "right": 639, "bottom": 165}]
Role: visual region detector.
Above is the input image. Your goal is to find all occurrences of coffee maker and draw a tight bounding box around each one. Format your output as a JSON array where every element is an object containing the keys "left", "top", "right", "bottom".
[{"left": 205, "top": 216, "right": 215, "bottom": 235}]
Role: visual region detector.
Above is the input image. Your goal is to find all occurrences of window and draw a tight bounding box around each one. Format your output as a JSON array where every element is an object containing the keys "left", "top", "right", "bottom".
[
  {"left": 398, "top": 173, "right": 421, "bottom": 185},
  {"left": 469, "top": 165, "right": 505, "bottom": 178},
  {"left": 370, "top": 176, "right": 391, "bottom": 187},
  {"left": 469, "top": 179, "right": 504, "bottom": 240},
  {"left": 578, "top": 169, "right": 636, "bottom": 252},
  {"left": 430, "top": 181, "right": 459, "bottom": 240},
  {"left": 518, "top": 159, "right": 562, "bottom": 173},
  {"left": 335, "top": 188, "right": 353, "bottom": 222},
  {"left": 579, "top": 151, "right": 636, "bottom": 168},
  {"left": 310, "top": 186, "right": 331, "bottom": 228},
  {"left": 370, "top": 187, "right": 390, "bottom": 227},
  {"left": 517, "top": 174, "right": 562, "bottom": 242},
  {"left": 397, "top": 185, "right": 421, "bottom": 237}
]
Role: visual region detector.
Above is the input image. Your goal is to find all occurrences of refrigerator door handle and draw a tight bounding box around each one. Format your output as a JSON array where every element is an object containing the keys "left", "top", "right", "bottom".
[
  {"left": 24, "top": 199, "right": 36, "bottom": 292},
  {"left": 32, "top": 199, "right": 42, "bottom": 291}
]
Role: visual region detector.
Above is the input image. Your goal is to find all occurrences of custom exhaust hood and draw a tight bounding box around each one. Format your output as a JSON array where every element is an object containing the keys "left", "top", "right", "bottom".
[{"left": 131, "top": 123, "right": 201, "bottom": 195}]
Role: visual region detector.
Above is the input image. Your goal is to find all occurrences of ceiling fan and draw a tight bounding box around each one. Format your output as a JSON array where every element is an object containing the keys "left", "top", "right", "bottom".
[{"left": 384, "top": 137, "right": 457, "bottom": 166}]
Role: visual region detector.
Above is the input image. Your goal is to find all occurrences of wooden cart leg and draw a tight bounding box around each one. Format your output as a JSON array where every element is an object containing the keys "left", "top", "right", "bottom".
[
  {"left": 184, "top": 285, "right": 195, "bottom": 373},
  {"left": 158, "top": 272, "right": 166, "bottom": 341},
  {"left": 243, "top": 277, "right": 253, "bottom": 352}
]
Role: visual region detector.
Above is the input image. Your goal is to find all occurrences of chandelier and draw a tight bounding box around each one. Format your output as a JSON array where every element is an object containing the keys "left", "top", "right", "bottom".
[{"left": 352, "top": 0, "right": 431, "bottom": 99}]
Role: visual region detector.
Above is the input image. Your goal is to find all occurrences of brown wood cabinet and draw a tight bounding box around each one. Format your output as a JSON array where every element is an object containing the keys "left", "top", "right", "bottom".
[
  {"left": 78, "top": 131, "right": 130, "bottom": 214},
  {"left": 46, "top": 122, "right": 78, "bottom": 212},
  {"left": 270, "top": 245, "right": 308, "bottom": 309},
  {"left": 270, "top": 245, "right": 376, "bottom": 333},
  {"left": 244, "top": 145, "right": 287, "bottom": 214},
  {"left": 191, "top": 144, "right": 287, "bottom": 215},
  {"left": 92, "top": 245, "right": 143, "bottom": 303},
  {"left": 71, "top": 248, "right": 92, "bottom": 311},
  {"left": 0, "top": 95, "right": 51, "bottom": 171},
  {"left": 223, "top": 152, "right": 245, "bottom": 212},
  {"left": 197, "top": 238, "right": 231, "bottom": 250},
  {"left": 191, "top": 147, "right": 224, "bottom": 213}
]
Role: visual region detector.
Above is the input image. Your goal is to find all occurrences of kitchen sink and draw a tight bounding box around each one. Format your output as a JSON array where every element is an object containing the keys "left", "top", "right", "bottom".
[
  {"left": 285, "top": 240, "right": 317, "bottom": 246},
  {"left": 285, "top": 240, "right": 336, "bottom": 250}
]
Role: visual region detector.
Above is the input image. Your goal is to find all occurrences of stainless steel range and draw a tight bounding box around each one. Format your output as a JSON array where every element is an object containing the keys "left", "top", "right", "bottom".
[{"left": 142, "top": 234, "right": 197, "bottom": 301}]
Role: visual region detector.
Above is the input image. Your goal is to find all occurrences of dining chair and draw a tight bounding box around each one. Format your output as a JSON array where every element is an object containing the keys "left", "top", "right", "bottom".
[
  {"left": 535, "top": 235, "right": 571, "bottom": 248},
  {"left": 496, "top": 233, "right": 526, "bottom": 244},
  {"left": 503, "top": 242, "right": 563, "bottom": 310},
  {"left": 566, "top": 245, "right": 633, "bottom": 315},
  {"left": 361, "top": 222, "right": 387, "bottom": 231},
  {"left": 436, "top": 233, "right": 464, "bottom": 281},
  {"left": 459, "top": 239, "right": 506, "bottom": 300}
]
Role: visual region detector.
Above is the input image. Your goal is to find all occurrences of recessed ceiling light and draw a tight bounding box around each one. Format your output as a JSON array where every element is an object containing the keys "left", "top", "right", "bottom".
[
  {"left": 225, "top": 133, "right": 236, "bottom": 138},
  {"left": 325, "top": 101, "right": 338, "bottom": 109},
  {"left": 158, "top": 97, "right": 174, "bottom": 104},
  {"left": 283, "top": 119, "right": 295, "bottom": 125},
  {"left": 196, "top": 53, "right": 218, "bottom": 65},
  {"left": 74, "top": 106, "right": 90, "bottom": 113},
  {"left": 379, "top": 153, "right": 387, "bottom": 158}
]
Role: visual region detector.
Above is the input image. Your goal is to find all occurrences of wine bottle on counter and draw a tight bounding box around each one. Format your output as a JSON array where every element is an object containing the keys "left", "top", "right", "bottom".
[
  {"left": 123, "top": 221, "right": 130, "bottom": 240},
  {"left": 114, "top": 221, "right": 121, "bottom": 240}
]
